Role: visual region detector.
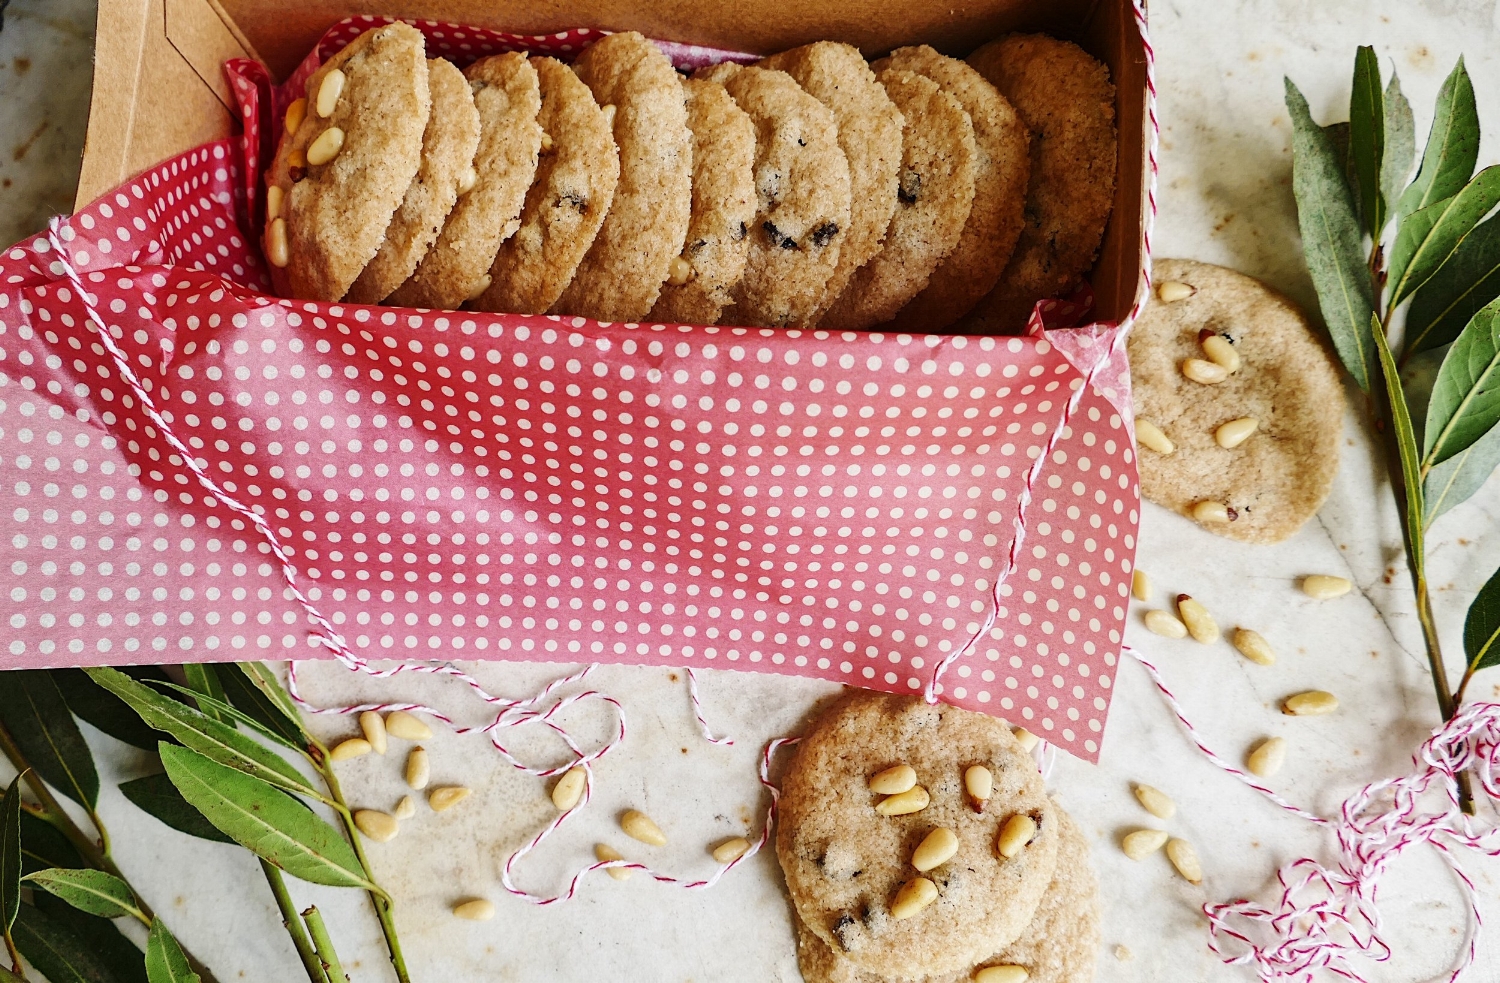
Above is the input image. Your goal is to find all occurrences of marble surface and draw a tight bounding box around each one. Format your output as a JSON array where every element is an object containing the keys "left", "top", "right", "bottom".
[{"left": 4, "top": 0, "right": 1500, "bottom": 981}]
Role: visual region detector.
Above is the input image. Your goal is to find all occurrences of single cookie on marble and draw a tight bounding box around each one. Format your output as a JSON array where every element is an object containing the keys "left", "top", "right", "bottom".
[
  {"left": 1128, "top": 258, "right": 1345, "bottom": 544},
  {"left": 345, "top": 57, "right": 481, "bottom": 305},
  {"left": 777, "top": 691, "right": 1058, "bottom": 980},
  {"left": 264, "top": 22, "right": 429, "bottom": 302},
  {"left": 551, "top": 32, "right": 693, "bottom": 322},
  {"left": 758, "top": 42, "right": 903, "bottom": 322},
  {"left": 874, "top": 45, "right": 1029, "bottom": 333},
  {"left": 962, "top": 34, "right": 1117, "bottom": 333},
  {"left": 695, "top": 63, "right": 851, "bottom": 328},
  {"left": 387, "top": 51, "right": 543, "bottom": 310},
  {"left": 472, "top": 56, "right": 619, "bottom": 315},
  {"left": 819, "top": 70, "right": 976, "bottom": 331},
  {"left": 794, "top": 807, "right": 1099, "bottom": 983},
  {"left": 647, "top": 78, "right": 756, "bottom": 325}
]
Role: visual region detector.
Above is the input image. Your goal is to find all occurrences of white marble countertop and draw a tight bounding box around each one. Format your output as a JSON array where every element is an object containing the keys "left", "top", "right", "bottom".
[{"left": 3, "top": 1, "right": 1500, "bottom": 980}]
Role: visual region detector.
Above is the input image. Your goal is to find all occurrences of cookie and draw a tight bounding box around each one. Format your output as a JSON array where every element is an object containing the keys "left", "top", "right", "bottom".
[
  {"left": 819, "top": 70, "right": 976, "bottom": 332},
  {"left": 963, "top": 35, "right": 1117, "bottom": 333},
  {"left": 647, "top": 78, "right": 756, "bottom": 325},
  {"left": 472, "top": 56, "right": 619, "bottom": 315},
  {"left": 1128, "top": 259, "right": 1346, "bottom": 544},
  {"left": 387, "top": 52, "right": 543, "bottom": 310},
  {"left": 345, "top": 58, "right": 481, "bottom": 305},
  {"left": 551, "top": 32, "right": 693, "bottom": 322},
  {"left": 758, "top": 42, "right": 903, "bottom": 322},
  {"left": 876, "top": 46, "right": 1030, "bottom": 332},
  {"left": 695, "top": 63, "right": 852, "bottom": 328},
  {"left": 794, "top": 808, "right": 1099, "bottom": 983},
  {"left": 265, "top": 23, "right": 429, "bottom": 302},
  {"left": 777, "top": 691, "right": 1058, "bottom": 979}
]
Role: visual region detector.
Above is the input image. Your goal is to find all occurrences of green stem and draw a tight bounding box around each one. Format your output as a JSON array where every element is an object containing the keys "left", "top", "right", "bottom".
[
  {"left": 2, "top": 930, "right": 26, "bottom": 982},
  {"left": 301, "top": 907, "right": 349, "bottom": 983},
  {"left": 260, "top": 860, "right": 327, "bottom": 983}
]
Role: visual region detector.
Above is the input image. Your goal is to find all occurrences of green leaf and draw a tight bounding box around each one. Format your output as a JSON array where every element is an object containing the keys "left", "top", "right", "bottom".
[
  {"left": 30, "top": 894, "right": 147, "bottom": 983},
  {"left": 51, "top": 667, "right": 174, "bottom": 751},
  {"left": 145, "top": 919, "right": 200, "bottom": 983},
  {"left": 1286, "top": 77, "right": 1378, "bottom": 392},
  {"left": 1406, "top": 213, "right": 1500, "bottom": 357},
  {"left": 219, "top": 664, "right": 309, "bottom": 748},
  {"left": 1424, "top": 297, "right": 1500, "bottom": 467},
  {"left": 1397, "top": 56, "right": 1479, "bottom": 220},
  {"left": 1382, "top": 70, "right": 1416, "bottom": 218},
  {"left": 20, "top": 811, "right": 83, "bottom": 875},
  {"left": 84, "top": 667, "right": 322, "bottom": 801},
  {"left": 1464, "top": 562, "right": 1500, "bottom": 681},
  {"left": 22, "top": 869, "right": 145, "bottom": 923},
  {"left": 180, "top": 665, "right": 228, "bottom": 723},
  {"left": 13, "top": 902, "right": 136, "bottom": 983},
  {"left": 1349, "top": 46, "right": 1385, "bottom": 239},
  {"left": 159, "top": 744, "right": 371, "bottom": 890},
  {"left": 151, "top": 681, "right": 304, "bottom": 754},
  {"left": 1, "top": 776, "right": 19, "bottom": 933},
  {"left": 1424, "top": 408, "right": 1500, "bottom": 523},
  {"left": 1387, "top": 166, "right": 1500, "bottom": 308},
  {"left": 0, "top": 671, "right": 100, "bottom": 810},
  {"left": 1374, "top": 316, "right": 1427, "bottom": 557},
  {"left": 118, "top": 773, "right": 233, "bottom": 844}
]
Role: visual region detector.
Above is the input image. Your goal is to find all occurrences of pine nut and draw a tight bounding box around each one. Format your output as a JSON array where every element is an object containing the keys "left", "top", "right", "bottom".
[
  {"left": 316, "top": 68, "right": 346, "bottom": 118},
  {"left": 601, "top": 104, "right": 617, "bottom": 127},
  {"left": 457, "top": 166, "right": 478, "bottom": 195},
  {"left": 667, "top": 256, "right": 693, "bottom": 286},
  {"left": 1166, "top": 837, "right": 1203, "bottom": 883},
  {"left": 1135, "top": 418, "right": 1174, "bottom": 454},
  {"left": 974, "top": 967, "right": 1029, "bottom": 983},
  {"left": 386, "top": 710, "right": 433, "bottom": 740},
  {"left": 354, "top": 809, "right": 399, "bottom": 842},
  {"left": 1182, "top": 358, "right": 1230, "bottom": 384},
  {"left": 287, "top": 148, "right": 306, "bottom": 172},
  {"left": 428, "top": 786, "right": 472, "bottom": 812},
  {"left": 874, "top": 786, "right": 930, "bottom": 817},
  {"left": 890, "top": 877, "right": 938, "bottom": 920},
  {"left": 1176, "top": 594, "right": 1220, "bottom": 644},
  {"left": 964, "top": 765, "right": 993, "bottom": 808},
  {"left": 1115, "top": 945, "right": 1134, "bottom": 961},
  {"left": 1131, "top": 568, "right": 1151, "bottom": 602},
  {"left": 539, "top": 131, "right": 555, "bottom": 153},
  {"left": 997, "top": 815, "right": 1037, "bottom": 858},
  {"left": 1301, "top": 575, "right": 1352, "bottom": 599},
  {"left": 712, "top": 837, "right": 751, "bottom": 864},
  {"left": 1191, "top": 500, "right": 1233, "bottom": 524},
  {"left": 1200, "top": 332, "right": 1242, "bottom": 373},
  {"left": 551, "top": 768, "right": 586, "bottom": 811},
  {"left": 1215, "top": 417, "right": 1259, "bottom": 449},
  {"left": 393, "top": 795, "right": 416, "bottom": 820},
  {"left": 1232, "top": 627, "right": 1276, "bottom": 666},
  {"left": 359, "top": 711, "right": 388, "bottom": 755},
  {"left": 1144, "top": 609, "right": 1188, "bottom": 638},
  {"left": 869, "top": 764, "right": 917, "bottom": 795},
  {"left": 1120, "top": 828, "right": 1168, "bottom": 860},
  {"left": 911, "top": 828, "right": 959, "bottom": 872},
  {"left": 1012, "top": 727, "right": 1039, "bottom": 753},
  {"left": 452, "top": 899, "right": 495, "bottom": 921},
  {"left": 621, "top": 809, "right": 667, "bottom": 846},
  {"left": 306, "top": 126, "right": 346, "bottom": 166},
  {"left": 266, "top": 218, "right": 289, "bottom": 268},
  {"left": 265, "top": 185, "right": 284, "bottom": 221},
  {"left": 1247, "top": 736, "right": 1287, "bottom": 777},
  {"left": 1156, "top": 280, "right": 1196, "bottom": 302},
  {"left": 595, "top": 842, "right": 632, "bottom": 880},
  {"left": 284, "top": 98, "right": 307, "bottom": 137},
  {"left": 330, "top": 738, "right": 372, "bottom": 761},
  {"left": 466, "top": 274, "right": 493, "bottom": 301},
  {"left": 405, "top": 747, "right": 430, "bottom": 790},
  {"left": 1283, "top": 691, "right": 1339, "bottom": 716},
  {"left": 1133, "top": 784, "right": 1175, "bottom": 820}
]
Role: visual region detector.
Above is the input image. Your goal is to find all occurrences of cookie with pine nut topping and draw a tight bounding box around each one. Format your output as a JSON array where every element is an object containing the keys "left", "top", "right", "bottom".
[
  {"left": 694, "top": 63, "right": 852, "bottom": 328},
  {"left": 471, "top": 55, "right": 620, "bottom": 315},
  {"left": 646, "top": 78, "right": 757, "bottom": 326},
  {"left": 777, "top": 691, "right": 1058, "bottom": 980},
  {"left": 264, "top": 22, "right": 429, "bottom": 302},
  {"left": 758, "top": 42, "right": 903, "bottom": 322},
  {"left": 794, "top": 808, "right": 1099, "bottom": 983},
  {"left": 551, "top": 32, "right": 693, "bottom": 321},
  {"left": 345, "top": 58, "right": 481, "bottom": 305},
  {"left": 387, "top": 52, "right": 543, "bottom": 310},
  {"left": 1128, "top": 258, "right": 1345, "bottom": 544},
  {"left": 820, "top": 69, "right": 976, "bottom": 331}
]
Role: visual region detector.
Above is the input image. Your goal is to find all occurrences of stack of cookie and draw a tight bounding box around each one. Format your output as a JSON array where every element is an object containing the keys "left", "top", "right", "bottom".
[
  {"left": 263, "top": 25, "right": 1118, "bottom": 333},
  {"left": 778, "top": 693, "right": 1100, "bottom": 982}
]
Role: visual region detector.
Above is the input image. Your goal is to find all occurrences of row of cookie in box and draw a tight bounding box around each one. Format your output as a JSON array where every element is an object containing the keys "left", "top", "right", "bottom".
[{"left": 261, "top": 23, "right": 1117, "bottom": 332}]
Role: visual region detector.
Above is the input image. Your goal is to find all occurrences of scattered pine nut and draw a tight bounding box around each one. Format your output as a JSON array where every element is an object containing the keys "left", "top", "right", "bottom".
[
  {"left": 265, "top": 185, "right": 284, "bottom": 221},
  {"left": 1144, "top": 609, "right": 1188, "bottom": 639},
  {"left": 997, "top": 815, "right": 1038, "bottom": 859},
  {"left": 428, "top": 786, "right": 472, "bottom": 812},
  {"left": 911, "top": 828, "right": 960, "bottom": 872},
  {"left": 1215, "top": 416, "right": 1259, "bottom": 449},
  {"left": 1166, "top": 837, "right": 1203, "bottom": 883},
  {"left": 284, "top": 98, "right": 307, "bottom": 138},
  {"left": 1247, "top": 737, "right": 1287, "bottom": 778},
  {"left": 600, "top": 104, "right": 617, "bottom": 127},
  {"left": 1232, "top": 627, "right": 1276, "bottom": 666},
  {"left": 1115, "top": 945, "right": 1135, "bottom": 961},
  {"left": 667, "top": 256, "right": 693, "bottom": 286},
  {"left": 386, "top": 711, "right": 433, "bottom": 741},
  {"left": 1182, "top": 358, "right": 1230, "bottom": 385},
  {"left": 712, "top": 837, "right": 751, "bottom": 864},
  {"left": 315, "top": 68, "right": 346, "bottom": 118},
  {"left": 868, "top": 764, "right": 917, "bottom": 796},
  {"left": 359, "top": 711, "right": 388, "bottom": 755},
  {"left": 595, "top": 843, "right": 632, "bottom": 881},
  {"left": 405, "top": 747, "right": 430, "bottom": 790},
  {"left": 890, "top": 877, "right": 939, "bottom": 920},
  {"left": 330, "top": 738, "right": 372, "bottom": 762},
  {"left": 1133, "top": 784, "right": 1176, "bottom": 820},
  {"left": 354, "top": 810, "right": 399, "bottom": 843},
  {"left": 539, "top": 131, "right": 555, "bottom": 153},
  {"left": 1200, "top": 333, "right": 1242, "bottom": 373},
  {"left": 466, "top": 273, "right": 493, "bottom": 301},
  {"left": 305, "top": 126, "right": 346, "bottom": 166},
  {"left": 1135, "top": 418, "right": 1175, "bottom": 454},
  {"left": 1131, "top": 568, "right": 1151, "bottom": 602},
  {"left": 874, "top": 786, "right": 930, "bottom": 817},
  {"left": 457, "top": 165, "right": 478, "bottom": 195},
  {"left": 266, "top": 218, "right": 289, "bottom": 268},
  {"left": 1191, "top": 500, "right": 1234, "bottom": 524},
  {"left": 1283, "top": 691, "right": 1339, "bottom": 716},
  {"left": 1012, "top": 727, "right": 1040, "bottom": 753},
  {"left": 1176, "top": 594, "right": 1220, "bottom": 644},
  {"left": 974, "top": 966, "right": 1029, "bottom": 983},
  {"left": 964, "top": 765, "right": 994, "bottom": 809},
  {"left": 393, "top": 795, "right": 416, "bottom": 820},
  {"left": 451, "top": 898, "right": 495, "bottom": 921},
  {"left": 1156, "top": 280, "right": 1196, "bottom": 302},
  {"left": 621, "top": 809, "right": 667, "bottom": 846},
  {"left": 1301, "top": 575, "right": 1352, "bottom": 599},
  {"left": 1120, "top": 828, "right": 1168, "bottom": 860},
  {"left": 551, "top": 768, "right": 586, "bottom": 812}
]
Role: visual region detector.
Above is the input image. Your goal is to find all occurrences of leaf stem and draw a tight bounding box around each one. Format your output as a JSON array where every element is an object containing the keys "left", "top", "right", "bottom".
[
  {"left": 301, "top": 906, "right": 349, "bottom": 983},
  {"left": 260, "top": 859, "right": 327, "bottom": 983},
  {"left": 2, "top": 930, "right": 26, "bottom": 981}
]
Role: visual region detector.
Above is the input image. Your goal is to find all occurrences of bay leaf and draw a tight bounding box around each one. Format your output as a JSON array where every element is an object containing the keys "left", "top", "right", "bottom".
[
  {"left": 145, "top": 919, "right": 201, "bottom": 983},
  {"left": 13, "top": 902, "right": 135, "bottom": 983},
  {"left": 1423, "top": 297, "right": 1500, "bottom": 467},
  {"left": 1382, "top": 70, "right": 1416, "bottom": 222},
  {"left": 180, "top": 664, "right": 228, "bottom": 724},
  {"left": 1, "top": 775, "right": 19, "bottom": 933},
  {"left": 1397, "top": 56, "right": 1479, "bottom": 220},
  {"left": 150, "top": 681, "right": 304, "bottom": 754},
  {"left": 23, "top": 869, "right": 144, "bottom": 923},
  {"left": 118, "top": 773, "right": 233, "bottom": 844},
  {"left": 1465, "top": 561, "right": 1500, "bottom": 680},
  {"left": 1405, "top": 212, "right": 1500, "bottom": 356},
  {"left": 31, "top": 893, "right": 147, "bottom": 983},
  {"left": 1374, "top": 317, "right": 1427, "bottom": 556},
  {"left": 20, "top": 811, "right": 83, "bottom": 875},
  {"left": 51, "top": 667, "right": 172, "bottom": 751},
  {"left": 1424, "top": 407, "right": 1500, "bottom": 523},
  {"left": 220, "top": 664, "right": 308, "bottom": 748},
  {"left": 1349, "top": 45, "right": 1385, "bottom": 239},
  {"left": 1387, "top": 165, "right": 1500, "bottom": 308},
  {"left": 0, "top": 671, "right": 100, "bottom": 810}
]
